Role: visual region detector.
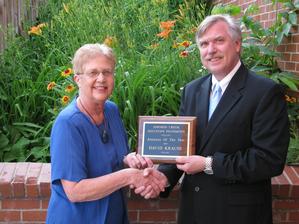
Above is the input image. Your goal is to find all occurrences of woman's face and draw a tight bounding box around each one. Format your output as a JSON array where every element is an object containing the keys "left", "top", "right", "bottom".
[{"left": 74, "top": 55, "right": 115, "bottom": 105}]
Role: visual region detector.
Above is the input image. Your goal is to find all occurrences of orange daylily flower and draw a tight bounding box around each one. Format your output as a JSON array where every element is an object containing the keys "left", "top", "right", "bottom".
[
  {"left": 47, "top": 82, "right": 56, "bottom": 91},
  {"left": 37, "top": 23, "right": 47, "bottom": 29},
  {"left": 61, "top": 68, "right": 73, "bottom": 77},
  {"left": 285, "top": 95, "right": 296, "bottom": 103},
  {"left": 28, "top": 23, "right": 47, "bottom": 35},
  {"left": 180, "top": 41, "right": 192, "bottom": 48},
  {"left": 149, "top": 43, "right": 159, "bottom": 49},
  {"left": 179, "top": 50, "right": 189, "bottom": 58},
  {"left": 65, "top": 84, "right": 75, "bottom": 93},
  {"left": 159, "top": 20, "right": 176, "bottom": 30},
  {"left": 104, "top": 36, "right": 116, "bottom": 47},
  {"left": 190, "top": 27, "right": 198, "bottom": 33},
  {"left": 157, "top": 29, "right": 173, "bottom": 39},
  {"left": 61, "top": 95, "right": 70, "bottom": 105},
  {"left": 28, "top": 26, "right": 42, "bottom": 35}
]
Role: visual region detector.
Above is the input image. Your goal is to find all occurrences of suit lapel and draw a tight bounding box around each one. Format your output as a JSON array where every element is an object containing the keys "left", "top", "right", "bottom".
[
  {"left": 195, "top": 76, "right": 212, "bottom": 144},
  {"left": 199, "top": 64, "right": 248, "bottom": 152}
]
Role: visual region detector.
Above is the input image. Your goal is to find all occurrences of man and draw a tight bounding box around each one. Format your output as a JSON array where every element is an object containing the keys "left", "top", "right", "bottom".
[{"left": 158, "top": 14, "right": 290, "bottom": 224}]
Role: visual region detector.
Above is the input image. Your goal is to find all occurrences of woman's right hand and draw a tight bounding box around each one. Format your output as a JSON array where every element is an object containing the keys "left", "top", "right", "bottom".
[
  {"left": 129, "top": 168, "right": 167, "bottom": 199},
  {"left": 123, "top": 152, "right": 153, "bottom": 169}
]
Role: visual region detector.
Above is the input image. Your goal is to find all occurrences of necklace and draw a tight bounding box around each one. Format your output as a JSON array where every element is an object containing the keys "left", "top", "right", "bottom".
[{"left": 78, "top": 97, "right": 109, "bottom": 144}]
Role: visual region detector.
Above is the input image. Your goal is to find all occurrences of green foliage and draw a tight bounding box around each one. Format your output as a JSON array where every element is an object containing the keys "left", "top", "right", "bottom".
[{"left": 0, "top": 0, "right": 213, "bottom": 160}]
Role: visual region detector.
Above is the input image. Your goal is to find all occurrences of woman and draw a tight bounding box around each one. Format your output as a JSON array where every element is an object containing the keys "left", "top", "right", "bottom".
[{"left": 46, "top": 43, "right": 166, "bottom": 223}]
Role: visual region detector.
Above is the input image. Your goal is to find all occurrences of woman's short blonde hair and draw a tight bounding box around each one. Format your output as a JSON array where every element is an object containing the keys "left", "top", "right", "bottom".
[{"left": 72, "top": 43, "right": 116, "bottom": 74}]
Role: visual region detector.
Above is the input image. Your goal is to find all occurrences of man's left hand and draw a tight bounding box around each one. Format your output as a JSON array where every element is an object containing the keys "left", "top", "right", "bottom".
[{"left": 176, "top": 155, "right": 206, "bottom": 175}]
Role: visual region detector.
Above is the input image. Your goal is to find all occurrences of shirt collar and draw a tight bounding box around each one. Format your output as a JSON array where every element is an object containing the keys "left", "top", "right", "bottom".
[{"left": 211, "top": 60, "right": 241, "bottom": 93}]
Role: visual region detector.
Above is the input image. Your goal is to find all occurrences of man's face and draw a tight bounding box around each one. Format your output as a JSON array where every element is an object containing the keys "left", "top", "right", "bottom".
[{"left": 198, "top": 21, "right": 241, "bottom": 80}]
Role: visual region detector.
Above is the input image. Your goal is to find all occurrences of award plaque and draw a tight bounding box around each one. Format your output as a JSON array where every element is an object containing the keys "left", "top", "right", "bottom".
[{"left": 138, "top": 116, "right": 197, "bottom": 163}]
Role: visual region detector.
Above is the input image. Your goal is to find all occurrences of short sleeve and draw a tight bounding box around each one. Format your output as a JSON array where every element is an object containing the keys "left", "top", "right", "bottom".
[{"left": 50, "top": 115, "right": 87, "bottom": 184}]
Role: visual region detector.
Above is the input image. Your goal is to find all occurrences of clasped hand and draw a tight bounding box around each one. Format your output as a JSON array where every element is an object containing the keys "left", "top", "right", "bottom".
[
  {"left": 124, "top": 153, "right": 206, "bottom": 199},
  {"left": 124, "top": 152, "right": 167, "bottom": 199}
]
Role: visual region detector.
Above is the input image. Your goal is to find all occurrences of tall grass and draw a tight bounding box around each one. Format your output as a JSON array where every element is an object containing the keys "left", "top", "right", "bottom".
[{"left": 0, "top": 0, "right": 213, "bottom": 161}]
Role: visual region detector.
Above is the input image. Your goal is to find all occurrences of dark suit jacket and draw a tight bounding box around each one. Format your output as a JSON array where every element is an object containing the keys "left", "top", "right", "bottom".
[{"left": 158, "top": 63, "right": 290, "bottom": 224}]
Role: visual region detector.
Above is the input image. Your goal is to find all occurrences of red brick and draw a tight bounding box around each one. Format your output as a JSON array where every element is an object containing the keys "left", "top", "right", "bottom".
[
  {"left": 285, "top": 62, "right": 296, "bottom": 71},
  {"left": 272, "top": 210, "right": 288, "bottom": 222},
  {"left": 276, "top": 45, "right": 286, "bottom": 52},
  {"left": 279, "top": 185, "right": 292, "bottom": 198},
  {"left": 22, "top": 210, "right": 47, "bottom": 221},
  {"left": 128, "top": 198, "right": 159, "bottom": 210},
  {"left": 290, "top": 185, "right": 299, "bottom": 198},
  {"left": 128, "top": 210, "right": 138, "bottom": 222},
  {"left": 0, "top": 163, "right": 4, "bottom": 173},
  {"left": 0, "top": 182, "right": 12, "bottom": 198},
  {"left": 273, "top": 199, "right": 299, "bottom": 209},
  {"left": 12, "top": 163, "right": 29, "bottom": 198},
  {"left": 289, "top": 211, "right": 299, "bottom": 222},
  {"left": 42, "top": 199, "right": 49, "bottom": 209},
  {"left": 39, "top": 163, "right": 51, "bottom": 184},
  {"left": 2, "top": 199, "right": 40, "bottom": 209},
  {"left": 0, "top": 163, "right": 17, "bottom": 197},
  {"left": 272, "top": 183, "right": 280, "bottom": 196},
  {"left": 291, "top": 54, "right": 299, "bottom": 61},
  {"left": 282, "top": 53, "right": 291, "bottom": 61},
  {"left": 0, "top": 211, "right": 21, "bottom": 222},
  {"left": 140, "top": 210, "right": 176, "bottom": 222},
  {"left": 277, "top": 61, "right": 285, "bottom": 71},
  {"left": 159, "top": 199, "right": 179, "bottom": 209},
  {"left": 26, "top": 183, "right": 39, "bottom": 197},
  {"left": 286, "top": 44, "right": 298, "bottom": 52},
  {"left": 40, "top": 182, "right": 51, "bottom": 197},
  {"left": 293, "top": 34, "right": 299, "bottom": 43},
  {"left": 260, "top": 13, "right": 269, "bottom": 21},
  {"left": 26, "top": 163, "right": 43, "bottom": 185}
]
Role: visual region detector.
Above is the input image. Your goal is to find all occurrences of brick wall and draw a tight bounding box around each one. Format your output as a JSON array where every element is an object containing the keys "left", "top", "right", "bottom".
[
  {"left": 213, "top": 0, "right": 299, "bottom": 76},
  {"left": 0, "top": 163, "right": 299, "bottom": 224}
]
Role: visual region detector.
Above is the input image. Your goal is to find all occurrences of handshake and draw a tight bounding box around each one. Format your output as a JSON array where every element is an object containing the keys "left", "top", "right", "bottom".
[
  {"left": 123, "top": 152, "right": 168, "bottom": 199},
  {"left": 123, "top": 152, "right": 207, "bottom": 199}
]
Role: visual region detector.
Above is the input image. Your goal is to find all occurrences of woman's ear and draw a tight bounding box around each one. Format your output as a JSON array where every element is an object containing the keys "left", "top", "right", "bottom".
[{"left": 73, "top": 74, "right": 80, "bottom": 87}]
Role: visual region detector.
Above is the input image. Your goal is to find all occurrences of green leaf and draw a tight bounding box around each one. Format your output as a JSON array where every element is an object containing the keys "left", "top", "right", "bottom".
[
  {"left": 276, "top": 31, "right": 284, "bottom": 45},
  {"left": 282, "top": 22, "right": 292, "bottom": 35},
  {"left": 284, "top": 2, "right": 295, "bottom": 9},
  {"left": 278, "top": 76, "right": 298, "bottom": 90},
  {"left": 0, "top": 133, "right": 9, "bottom": 149},
  {"left": 227, "top": 5, "right": 241, "bottom": 15},
  {"left": 289, "top": 12, "right": 297, "bottom": 25}
]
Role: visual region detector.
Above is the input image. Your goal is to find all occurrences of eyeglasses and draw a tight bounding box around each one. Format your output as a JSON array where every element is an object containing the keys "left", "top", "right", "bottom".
[{"left": 77, "top": 70, "right": 114, "bottom": 79}]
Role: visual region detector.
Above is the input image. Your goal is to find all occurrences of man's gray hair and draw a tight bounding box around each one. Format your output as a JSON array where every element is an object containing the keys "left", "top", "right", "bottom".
[
  {"left": 72, "top": 43, "right": 116, "bottom": 74},
  {"left": 195, "top": 14, "right": 242, "bottom": 46}
]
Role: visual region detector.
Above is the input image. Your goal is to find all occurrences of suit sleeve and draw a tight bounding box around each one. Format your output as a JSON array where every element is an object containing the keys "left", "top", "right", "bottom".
[{"left": 213, "top": 84, "right": 290, "bottom": 183}]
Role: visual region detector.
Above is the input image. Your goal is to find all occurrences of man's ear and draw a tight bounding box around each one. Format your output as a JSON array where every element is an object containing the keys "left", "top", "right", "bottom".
[{"left": 235, "top": 40, "right": 241, "bottom": 54}]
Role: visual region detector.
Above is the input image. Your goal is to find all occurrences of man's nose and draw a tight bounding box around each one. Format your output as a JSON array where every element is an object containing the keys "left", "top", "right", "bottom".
[{"left": 207, "top": 43, "right": 216, "bottom": 54}]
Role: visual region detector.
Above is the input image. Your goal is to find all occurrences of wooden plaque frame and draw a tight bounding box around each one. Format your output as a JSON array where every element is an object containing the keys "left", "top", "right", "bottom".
[{"left": 137, "top": 116, "right": 197, "bottom": 163}]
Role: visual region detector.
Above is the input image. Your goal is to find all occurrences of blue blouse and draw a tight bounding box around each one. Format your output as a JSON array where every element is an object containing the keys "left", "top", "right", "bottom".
[{"left": 46, "top": 99, "right": 129, "bottom": 224}]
